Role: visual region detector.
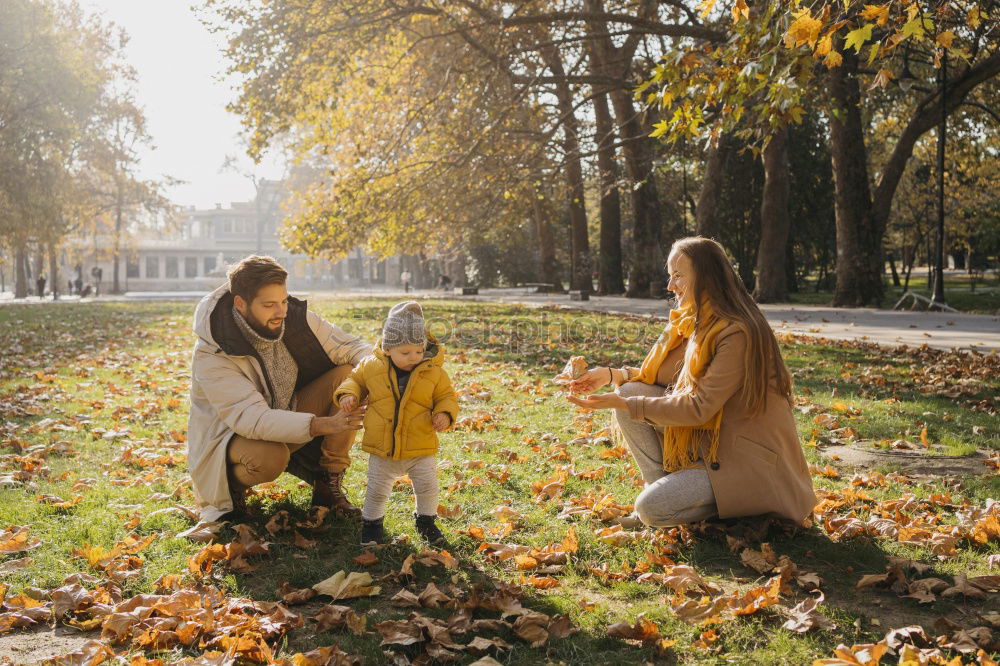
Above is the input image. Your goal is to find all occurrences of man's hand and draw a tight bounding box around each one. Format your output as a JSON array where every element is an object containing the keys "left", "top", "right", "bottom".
[
  {"left": 310, "top": 404, "right": 366, "bottom": 436},
  {"left": 432, "top": 413, "right": 452, "bottom": 432},
  {"left": 339, "top": 395, "right": 358, "bottom": 412},
  {"left": 566, "top": 392, "right": 626, "bottom": 411},
  {"left": 568, "top": 367, "right": 611, "bottom": 395}
]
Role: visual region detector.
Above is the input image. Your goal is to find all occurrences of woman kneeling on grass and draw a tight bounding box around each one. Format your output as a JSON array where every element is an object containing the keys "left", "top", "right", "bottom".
[{"left": 567, "top": 237, "right": 817, "bottom": 529}]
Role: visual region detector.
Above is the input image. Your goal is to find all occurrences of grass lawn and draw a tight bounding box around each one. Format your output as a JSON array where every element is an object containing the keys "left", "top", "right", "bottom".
[
  {"left": 790, "top": 271, "right": 1000, "bottom": 314},
  {"left": 0, "top": 298, "right": 997, "bottom": 665}
]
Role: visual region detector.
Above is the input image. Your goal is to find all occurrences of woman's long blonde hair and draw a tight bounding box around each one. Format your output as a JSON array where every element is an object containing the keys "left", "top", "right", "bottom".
[{"left": 670, "top": 236, "right": 792, "bottom": 413}]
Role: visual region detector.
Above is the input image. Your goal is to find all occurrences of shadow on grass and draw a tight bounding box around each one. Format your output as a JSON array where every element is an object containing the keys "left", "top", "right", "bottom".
[
  {"left": 683, "top": 518, "right": 981, "bottom": 635},
  {"left": 219, "top": 494, "right": 676, "bottom": 665}
]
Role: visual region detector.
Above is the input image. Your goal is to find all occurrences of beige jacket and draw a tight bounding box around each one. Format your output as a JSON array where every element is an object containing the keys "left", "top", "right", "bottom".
[
  {"left": 187, "top": 284, "right": 372, "bottom": 521},
  {"left": 625, "top": 325, "right": 817, "bottom": 524}
]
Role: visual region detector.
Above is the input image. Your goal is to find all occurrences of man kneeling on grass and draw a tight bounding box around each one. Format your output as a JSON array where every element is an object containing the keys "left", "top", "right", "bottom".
[{"left": 186, "top": 255, "right": 372, "bottom": 523}]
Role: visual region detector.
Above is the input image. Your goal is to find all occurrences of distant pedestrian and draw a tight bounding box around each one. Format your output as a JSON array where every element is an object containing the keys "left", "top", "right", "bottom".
[
  {"left": 74, "top": 276, "right": 83, "bottom": 295},
  {"left": 36, "top": 275, "right": 46, "bottom": 298},
  {"left": 400, "top": 270, "right": 412, "bottom": 293},
  {"left": 91, "top": 266, "right": 103, "bottom": 296},
  {"left": 438, "top": 274, "right": 451, "bottom": 291},
  {"left": 67, "top": 279, "right": 74, "bottom": 295}
]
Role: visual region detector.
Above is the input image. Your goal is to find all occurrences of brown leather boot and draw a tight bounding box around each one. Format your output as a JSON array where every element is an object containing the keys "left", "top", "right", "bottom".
[
  {"left": 312, "top": 470, "right": 361, "bottom": 517},
  {"left": 224, "top": 467, "right": 250, "bottom": 522}
]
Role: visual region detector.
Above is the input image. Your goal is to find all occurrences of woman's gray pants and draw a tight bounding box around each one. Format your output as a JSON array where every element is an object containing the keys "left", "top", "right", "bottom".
[{"left": 613, "top": 381, "right": 718, "bottom": 527}]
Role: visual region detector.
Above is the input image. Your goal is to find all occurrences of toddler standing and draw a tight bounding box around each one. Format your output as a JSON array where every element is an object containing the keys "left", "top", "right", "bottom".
[{"left": 334, "top": 301, "right": 459, "bottom": 544}]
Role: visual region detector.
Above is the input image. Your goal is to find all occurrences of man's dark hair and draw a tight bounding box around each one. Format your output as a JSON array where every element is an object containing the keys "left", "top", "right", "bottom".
[{"left": 227, "top": 255, "right": 287, "bottom": 304}]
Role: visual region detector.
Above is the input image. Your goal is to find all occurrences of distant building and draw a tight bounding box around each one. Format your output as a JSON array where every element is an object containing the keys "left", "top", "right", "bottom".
[{"left": 66, "top": 180, "right": 403, "bottom": 292}]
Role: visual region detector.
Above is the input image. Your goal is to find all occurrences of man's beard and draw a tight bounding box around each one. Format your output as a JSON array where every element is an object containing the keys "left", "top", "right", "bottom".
[{"left": 246, "top": 312, "right": 283, "bottom": 340}]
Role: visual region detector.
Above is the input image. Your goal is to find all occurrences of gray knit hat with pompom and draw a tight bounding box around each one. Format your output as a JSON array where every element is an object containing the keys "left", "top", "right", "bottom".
[{"left": 382, "top": 301, "right": 427, "bottom": 350}]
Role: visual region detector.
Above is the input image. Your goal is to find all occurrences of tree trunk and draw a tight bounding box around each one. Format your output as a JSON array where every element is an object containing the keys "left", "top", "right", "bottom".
[
  {"left": 451, "top": 250, "right": 468, "bottom": 289},
  {"left": 826, "top": 51, "right": 1000, "bottom": 306},
  {"left": 539, "top": 45, "right": 592, "bottom": 292},
  {"left": 585, "top": 0, "right": 664, "bottom": 297},
  {"left": 609, "top": 88, "right": 663, "bottom": 297},
  {"left": 887, "top": 251, "right": 901, "bottom": 287},
  {"left": 532, "top": 190, "right": 562, "bottom": 291},
  {"left": 14, "top": 246, "right": 28, "bottom": 299},
  {"left": 48, "top": 243, "right": 59, "bottom": 300},
  {"left": 829, "top": 51, "right": 883, "bottom": 307},
  {"left": 696, "top": 136, "right": 728, "bottom": 238},
  {"left": 593, "top": 90, "right": 624, "bottom": 294},
  {"left": 113, "top": 200, "right": 123, "bottom": 294},
  {"left": 785, "top": 240, "right": 798, "bottom": 293},
  {"left": 754, "top": 128, "right": 792, "bottom": 302},
  {"left": 416, "top": 252, "right": 432, "bottom": 289}
]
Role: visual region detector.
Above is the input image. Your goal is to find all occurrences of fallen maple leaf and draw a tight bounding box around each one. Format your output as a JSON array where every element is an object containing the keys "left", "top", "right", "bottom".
[
  {"left": 459, "top": 524, "right": 485, "bottom": 540},
  {"left": 276, "top": 582, "right": 317, "bottom": 605},
  {"left": 312, "top": 605, "right": 366, "bottom": 636},
  {"left": 511, "top": 610, "right": 551, "bottom": 647},
  {"left": 278, "top": 644, "right": 361, "bottom": 666},
  {"left": 813, "top": 642, "right": 889, "bottom": 665},
  {"left": 692, "top": 628, "right": 719, "bottom": 649},
  {"left": 417, "top": 582, "right": 453, "bottom": 609},
  {"left": 595, "top": 525, "right": 638, "bottom": 546},
  {"left": 352, "top": 551, "right": 378, "bottom": 566},
  {"left": 264, "top": 510, "right": 292, "bottom": 536},
  {"left": 0, "top": 525, "right": 42, "bottom": 553},
  {"left": 520, "top": 574, "right": 560, "bottom": 589},
  {"left": 608, "top": 614, "right": 661, "bottom": 643},
  {"left": 437, "top": 503, "right": 463, "bottom": 519},
  {"left": 465, "top": 635, "right": 513, "bottom": 655},
  {"left": 293, "top": 531, "right": 317, "bottom": 549},
  {"left": 391, "top": 589, "right": 421, "bottom": 607},
  {"left": 42, "top": 639, "right": 115, "bottom": 665},
  {"left": 177, "top": 521, "right": 223, "bottom": 543},
  {"left": 782, "top": 592, "right": 836, "bottom": 633},
  {"left": 942, "top": 574, "right": 987, "bottom": 600},
  {"left": 50, "top": 583, "right": 94, "bottom": 618},
  {"left": 417, "top": 549, "right": 458, "bottom": 569},
  {"left": 312, "top": 571, "right": 380, "bottom": 600}
]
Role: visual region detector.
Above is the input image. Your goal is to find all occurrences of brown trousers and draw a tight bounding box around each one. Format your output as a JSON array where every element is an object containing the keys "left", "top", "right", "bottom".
[{"left": 226, "top": 365, "right": 355, "bottom": 488}]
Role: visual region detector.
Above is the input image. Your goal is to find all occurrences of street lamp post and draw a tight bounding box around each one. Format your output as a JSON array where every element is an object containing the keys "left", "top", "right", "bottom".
[{"left": 931, "top": 52, "right": 947, "bottom": 306}]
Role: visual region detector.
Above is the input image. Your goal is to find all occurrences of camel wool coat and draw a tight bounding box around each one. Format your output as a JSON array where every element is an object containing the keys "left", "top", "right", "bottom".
[{"left": 624, "top": 324, "right": 817, "bottom": 524}]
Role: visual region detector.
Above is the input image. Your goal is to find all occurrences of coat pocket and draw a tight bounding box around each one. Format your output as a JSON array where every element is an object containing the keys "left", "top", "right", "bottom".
[{"left": 737, "top": 435, "right": 778, "bottom": 467}]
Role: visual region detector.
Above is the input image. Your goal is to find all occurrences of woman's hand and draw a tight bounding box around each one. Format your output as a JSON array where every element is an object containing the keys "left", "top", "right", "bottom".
[
  {"left": 432, "top": 413, "right": 452, "bottom": 432},
  {"left": 566, "top": 392, "right": 626, "bottom": 411},
  {"left": 568, "top": 367, "right": 611, "bottom": 395}
]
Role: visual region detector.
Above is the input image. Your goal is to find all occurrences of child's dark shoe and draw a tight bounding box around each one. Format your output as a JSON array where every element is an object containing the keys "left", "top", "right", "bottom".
[
  {"left": 360, "top": 517, "right": 385, "bottom": 545},
  {"left": 415, "top": 514, "right": 446, "bottom": 545}
]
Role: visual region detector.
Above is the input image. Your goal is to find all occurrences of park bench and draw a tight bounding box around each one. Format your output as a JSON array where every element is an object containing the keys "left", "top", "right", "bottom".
[
  {"left": 520, "top": 282, "right": 564, "bottom": 294},
  {"left": 892, "top": 290, "right": 958, "bottom": 313}
]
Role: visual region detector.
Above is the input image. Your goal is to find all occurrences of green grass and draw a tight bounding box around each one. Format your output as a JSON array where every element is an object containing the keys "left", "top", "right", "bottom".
[
  {"left": 0, "top": 298, "right": 997, "bottom": 664},
  {"left": 790, "top": 271, "right": 1000, "bottom": 313}
]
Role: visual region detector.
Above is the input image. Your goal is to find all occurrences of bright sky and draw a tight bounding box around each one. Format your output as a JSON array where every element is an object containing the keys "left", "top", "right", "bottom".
[{"left": 81, "top": 0, "right": 285, "bottom": 210}]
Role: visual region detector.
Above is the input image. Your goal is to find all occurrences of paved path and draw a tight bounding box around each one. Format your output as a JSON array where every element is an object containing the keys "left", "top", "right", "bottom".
[
  {"left": 3, "top": 288, "right": 997, "bottom": 352},
  {"left": 458, "top": 289, "right": 999, "bottom": 353}
]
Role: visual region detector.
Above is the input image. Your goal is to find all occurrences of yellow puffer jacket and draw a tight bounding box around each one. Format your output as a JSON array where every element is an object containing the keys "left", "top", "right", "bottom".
[{"left": 333, "top": 333, "right": 459, "bottom": 460}]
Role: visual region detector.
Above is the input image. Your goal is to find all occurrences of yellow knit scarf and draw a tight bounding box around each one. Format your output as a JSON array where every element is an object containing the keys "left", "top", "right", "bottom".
[{"left": 627, "top": 301, "right": 732, "bottom": 472}]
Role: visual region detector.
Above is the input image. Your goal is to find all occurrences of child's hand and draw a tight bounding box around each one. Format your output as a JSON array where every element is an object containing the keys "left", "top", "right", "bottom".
[
  {"left": 339, "top": 395, "right": 358, "bottom": 412},
  {"left": 432, "top": 413, "right": 452, "bottom": 432}
]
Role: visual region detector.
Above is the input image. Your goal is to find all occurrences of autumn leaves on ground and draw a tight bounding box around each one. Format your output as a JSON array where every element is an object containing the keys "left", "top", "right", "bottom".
[{"left": 0, "top": 299, "right": 998, "bottom": 665}]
